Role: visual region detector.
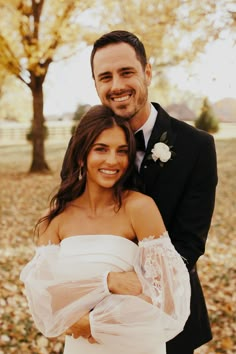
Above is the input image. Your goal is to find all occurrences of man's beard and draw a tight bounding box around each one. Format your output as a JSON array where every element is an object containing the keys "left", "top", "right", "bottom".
[
  {"left": 114, "top": 99, "right": 147, "bottom": 122},
  {"left": 115, "top": 111, "right": 134, "bottom": 122},
  {"left": 105, "top": 85, "right": 148, "bottom": 122},
  {"left": 112, "top": 104, "right": 139, "bottom": 121}
]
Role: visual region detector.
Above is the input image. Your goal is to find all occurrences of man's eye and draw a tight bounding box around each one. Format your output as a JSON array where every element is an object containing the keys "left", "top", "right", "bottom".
[
  {"left": 123, "top": 71, "right": 133, "bottom": 76},
  {"left": 100, "top": 75, "right": 111, "bottom": 82}
]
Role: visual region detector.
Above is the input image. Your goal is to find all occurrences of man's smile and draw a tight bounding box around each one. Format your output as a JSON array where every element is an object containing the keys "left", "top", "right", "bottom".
[{"left": 112, "top": 95, "right": 130, "bottom": 102}]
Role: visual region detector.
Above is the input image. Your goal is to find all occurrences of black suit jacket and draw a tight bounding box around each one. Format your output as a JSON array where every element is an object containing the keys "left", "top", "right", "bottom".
[{"left": 140, "top": 103, "right": 218, "bottom": 350}]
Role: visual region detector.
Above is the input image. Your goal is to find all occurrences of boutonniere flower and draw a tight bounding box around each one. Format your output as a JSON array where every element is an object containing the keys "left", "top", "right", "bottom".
[{"left": 148, "top": 132, "right": 175, "bottom": 167}]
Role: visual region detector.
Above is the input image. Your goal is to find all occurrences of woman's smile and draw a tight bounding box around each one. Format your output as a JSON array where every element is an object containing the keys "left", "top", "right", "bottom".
[{"left": 99, "top": 168, "right": 119, "bottom": 175}]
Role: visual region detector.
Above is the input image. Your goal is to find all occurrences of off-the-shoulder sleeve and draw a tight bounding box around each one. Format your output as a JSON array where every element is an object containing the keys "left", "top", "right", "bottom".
[
  {"left": 20, "top": 244, "right": 110, "bottom": 338},
  {"left": 89, "top": 232, "right": 191, "bottom": 351},
  {"left": 21, "top": 233, "right": 190, "bottom": 351}
]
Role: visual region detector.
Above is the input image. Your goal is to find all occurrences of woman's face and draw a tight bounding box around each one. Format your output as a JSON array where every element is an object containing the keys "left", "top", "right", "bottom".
[{"left": 86, "top": 125, "right": 129, "bottom": 190}]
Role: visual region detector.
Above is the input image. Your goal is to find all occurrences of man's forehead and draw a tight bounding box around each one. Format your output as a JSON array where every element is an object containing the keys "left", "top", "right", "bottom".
[
  {"left": 94, "top": 42, "right": 135, "bottom": 56},
  {"left": 93, "top": 43, "right": 140, "bottom": 75}
]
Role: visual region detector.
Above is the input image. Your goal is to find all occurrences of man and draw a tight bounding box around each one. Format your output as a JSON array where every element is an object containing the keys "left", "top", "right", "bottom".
[{"left": 61, "top": 30, "right": 218, "bottom": 354}]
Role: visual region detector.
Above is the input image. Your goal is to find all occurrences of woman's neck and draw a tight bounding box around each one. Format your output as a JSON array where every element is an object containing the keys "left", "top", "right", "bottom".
[{"left": 77, "top": 185, "right": 116, "bottom": 217}]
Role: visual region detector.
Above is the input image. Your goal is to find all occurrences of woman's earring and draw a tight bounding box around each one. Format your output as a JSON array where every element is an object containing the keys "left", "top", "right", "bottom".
[{"left": 78, "top": 166, "right": 83, "bottom": 181}]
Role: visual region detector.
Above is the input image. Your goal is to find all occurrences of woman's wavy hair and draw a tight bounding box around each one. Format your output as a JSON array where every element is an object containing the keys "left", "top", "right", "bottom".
[{"left": 38, "top": 105, "right": 137, "bottom": 229}]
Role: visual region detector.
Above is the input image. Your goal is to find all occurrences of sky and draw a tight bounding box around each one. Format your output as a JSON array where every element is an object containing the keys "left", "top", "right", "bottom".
[
  {"left": 167, "top": 39, "right": 236, "bottom": 102},
  {"left": 44, "top": 46, "right": 99, "bottom": 116},
  {"left": 43, "top": 38, "right": 236, "bottom": 116}
]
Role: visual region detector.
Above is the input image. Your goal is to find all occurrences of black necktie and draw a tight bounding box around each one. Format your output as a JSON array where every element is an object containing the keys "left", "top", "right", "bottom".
[{"left": 135, "top": 130, "right": 146, "bottom": 152}]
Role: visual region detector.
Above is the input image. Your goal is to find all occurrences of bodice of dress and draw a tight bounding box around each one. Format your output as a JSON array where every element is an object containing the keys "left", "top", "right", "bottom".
[
  {"left": 59, "top": 235, "right": 166, "bottom": 354},
  {"left": 58, "top": 235, "right": 138, "bottom": 278}
]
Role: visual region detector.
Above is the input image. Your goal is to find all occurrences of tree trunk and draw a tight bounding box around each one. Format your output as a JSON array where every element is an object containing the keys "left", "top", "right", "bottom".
[{"left": 29, "top": 75, "right": 50, "bottom": 173}]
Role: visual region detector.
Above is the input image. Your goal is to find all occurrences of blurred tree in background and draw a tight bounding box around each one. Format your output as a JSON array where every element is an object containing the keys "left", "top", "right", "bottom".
[
  {"left": 0, "top": 0, "right": 235, "bottom": 172},
  {"left": 0, "top": 66, "right": 7, "bottom": 97},
  {"left": 99, "top": 0, "right": 234, "bottom": 84},
  {"left": 0, "top": 0, "right": 98, "bottom": 172},
  {"left": 71, "top": 103, "right": 91, "bottom": 134},
  {"left": 195, "top": 97, "right": 219, "bottom": 133},
  {"left": 0, "top": 75, "right": 32, "bottom": 121}
]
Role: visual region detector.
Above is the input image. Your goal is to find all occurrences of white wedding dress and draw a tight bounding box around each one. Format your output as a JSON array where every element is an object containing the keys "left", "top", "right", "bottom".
[{"left": 20, "top": 234, "right": 191, "bottom": 354}]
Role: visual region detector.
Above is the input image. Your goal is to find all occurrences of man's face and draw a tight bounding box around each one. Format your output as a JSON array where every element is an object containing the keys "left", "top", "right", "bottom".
[{"left": 93, "top": 43, "right": 152, "bottom": 130}]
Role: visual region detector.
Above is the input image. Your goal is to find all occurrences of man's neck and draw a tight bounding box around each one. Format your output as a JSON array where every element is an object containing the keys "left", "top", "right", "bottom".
[{"left": 129, "top": 102, "right": 151, "bottom": 132}]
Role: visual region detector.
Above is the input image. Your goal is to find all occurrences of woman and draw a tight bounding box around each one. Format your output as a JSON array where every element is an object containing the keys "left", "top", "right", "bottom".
[{"left": 20, "top": 105, "right": 190, "bottom": 354}]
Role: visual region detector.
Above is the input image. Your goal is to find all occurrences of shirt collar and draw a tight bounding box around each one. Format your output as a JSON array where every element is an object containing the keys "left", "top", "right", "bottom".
[{"left": 136, "top": 103, "right": 158, "bottom": 147}]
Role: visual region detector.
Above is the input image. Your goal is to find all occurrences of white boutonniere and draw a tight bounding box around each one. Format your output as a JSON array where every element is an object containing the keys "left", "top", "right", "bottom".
[{"left": 148, "top": 132, "right": 175, "bottom": 167}]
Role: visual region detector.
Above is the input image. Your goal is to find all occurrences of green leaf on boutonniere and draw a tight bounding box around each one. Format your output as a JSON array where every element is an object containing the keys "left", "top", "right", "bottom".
[{"left": 160, "top": 131, "right": 168, "bottom": 144}]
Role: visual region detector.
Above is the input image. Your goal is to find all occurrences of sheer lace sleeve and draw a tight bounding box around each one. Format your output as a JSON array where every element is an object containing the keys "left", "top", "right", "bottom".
[
  {"left": 20, "top": 245, "right": 110, "bottom": 338},
  {"left": 135, "top": 232, "right": 191, "bottom": 339},
  {"left": 89, "top": 232, "right": 190, "bottom": 351}
]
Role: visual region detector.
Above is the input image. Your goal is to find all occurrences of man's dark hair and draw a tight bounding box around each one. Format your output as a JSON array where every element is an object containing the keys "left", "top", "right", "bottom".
[{"left": 90, "top": 30, "right": 148, "bottom": 78}]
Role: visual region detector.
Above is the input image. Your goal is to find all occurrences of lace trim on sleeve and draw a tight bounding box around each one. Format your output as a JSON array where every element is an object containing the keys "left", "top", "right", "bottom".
[
  {"left": 138, "top": 231, "right": 169, "bottom": 247},
  {"left": 135, "top": 231, "right": 190, "bottom": 311}
]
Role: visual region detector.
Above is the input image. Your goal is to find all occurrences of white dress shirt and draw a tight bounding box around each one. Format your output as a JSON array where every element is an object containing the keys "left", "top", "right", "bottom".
[{"left": 135, "top": 103, "right": 158, "bottom": 170}]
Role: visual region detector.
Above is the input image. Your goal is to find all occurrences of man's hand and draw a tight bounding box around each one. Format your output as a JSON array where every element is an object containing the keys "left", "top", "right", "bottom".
[
  {"left": 107, "top": 271, "right": 142, "bottom": 295},
  {"left": 65, "top": 313, "right": 97, "bottom": 343}
]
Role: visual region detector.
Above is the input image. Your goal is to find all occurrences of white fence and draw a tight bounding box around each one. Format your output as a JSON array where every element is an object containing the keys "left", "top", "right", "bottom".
[
  {"left": 0, "top": 121, "right": 74, "bottom": 146},
  {"left": 0, "top": 121, "right": 236, "bottom": 146}
]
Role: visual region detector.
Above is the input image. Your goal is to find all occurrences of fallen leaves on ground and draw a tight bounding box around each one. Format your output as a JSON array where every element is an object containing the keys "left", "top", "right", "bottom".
[{"left": 0, "top": 140, "right": 235, "bottom": 354}]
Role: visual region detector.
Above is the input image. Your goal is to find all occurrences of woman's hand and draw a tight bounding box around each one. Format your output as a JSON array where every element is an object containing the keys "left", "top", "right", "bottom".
[{"left": 65, "top": 313, "right": 97, "bottom": 343}]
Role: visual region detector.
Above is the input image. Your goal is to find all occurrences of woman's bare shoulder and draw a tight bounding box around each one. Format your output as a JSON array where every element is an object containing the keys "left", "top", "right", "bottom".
[
  {"left": 124, "top": 190, "right": 156, "bottom": 210},
  {"left": 124, "top": 191, "right": 166, "bottom": 241},
  {"left": 37, "top": 209, "right": 61, "bottom": 246}
]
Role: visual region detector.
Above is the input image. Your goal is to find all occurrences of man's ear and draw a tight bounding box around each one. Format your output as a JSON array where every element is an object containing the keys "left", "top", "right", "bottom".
[{"left": 145, "top": 63, "right": 152, "bottom": 86}]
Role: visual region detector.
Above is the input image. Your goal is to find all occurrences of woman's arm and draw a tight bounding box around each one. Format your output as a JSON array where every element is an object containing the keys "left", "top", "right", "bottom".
[
  {"left": 89, "top": 235, "right": 190, "bottom": 351},
  {"left": 106, "top": 194, "right": 166, "bottom": 296},
  {"left": 20, "top": 244, "right": 111, "bottom": 338},
  {"left": 70, "top": 195, "right": 190, "bottom": 349}
]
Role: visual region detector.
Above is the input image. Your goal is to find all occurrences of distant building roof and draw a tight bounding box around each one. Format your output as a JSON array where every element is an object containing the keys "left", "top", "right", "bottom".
[{"left": 165, "top": 103, "right": 195, "bottom": 121}]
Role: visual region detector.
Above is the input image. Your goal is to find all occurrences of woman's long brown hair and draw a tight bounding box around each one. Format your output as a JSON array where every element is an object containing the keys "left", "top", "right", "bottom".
[{"left": 36, "top": 105, "right": 138, "bottom": 233}]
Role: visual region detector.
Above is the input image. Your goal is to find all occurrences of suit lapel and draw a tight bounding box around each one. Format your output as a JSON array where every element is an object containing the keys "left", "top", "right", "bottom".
[{"left": 140, "top": 103, "right": 176, "bottom": 189}]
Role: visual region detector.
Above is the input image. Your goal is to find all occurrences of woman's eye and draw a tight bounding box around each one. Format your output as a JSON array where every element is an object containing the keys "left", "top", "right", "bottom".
[
  {"left": 118, "top": 149, "right": 128, "bottom": 155},
  {"left": 95, "top": 147, "right": 107, "bottom": 152}
]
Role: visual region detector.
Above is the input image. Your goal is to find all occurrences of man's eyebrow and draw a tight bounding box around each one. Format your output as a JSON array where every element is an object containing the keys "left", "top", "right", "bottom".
[
  {"left": 97, "top": 67, "right": 135, "bottom": 78},
  {"left": 119, "top": 66, "right": 135, "bottom": 72}
]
